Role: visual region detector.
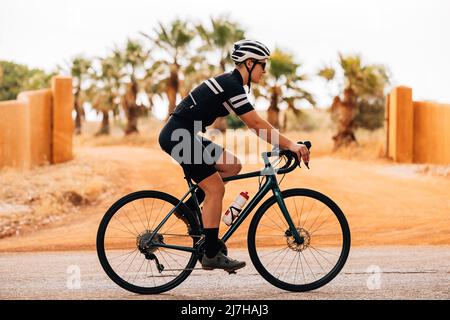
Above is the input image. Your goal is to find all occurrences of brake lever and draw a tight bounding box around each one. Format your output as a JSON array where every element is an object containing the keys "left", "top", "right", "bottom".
[
  {"left": 297, "top": 140, "right": 311, "bottom": 169},
  {"left": 297, "top": 160, "right": 310, "bottom": 169}
]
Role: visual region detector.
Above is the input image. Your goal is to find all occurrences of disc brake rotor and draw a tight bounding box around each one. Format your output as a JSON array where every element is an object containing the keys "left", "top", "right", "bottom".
[{"left": 286, "top": 228, "right": 311, "bottom": 252}]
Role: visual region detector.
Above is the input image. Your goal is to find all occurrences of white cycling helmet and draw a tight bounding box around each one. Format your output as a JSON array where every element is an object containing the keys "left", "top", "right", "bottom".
[
  {"left": 231, "top": 39, "right": 271, "bottom": 63},
  {"left": 231, "top": 39, "right": 270, "bottom": 91}
]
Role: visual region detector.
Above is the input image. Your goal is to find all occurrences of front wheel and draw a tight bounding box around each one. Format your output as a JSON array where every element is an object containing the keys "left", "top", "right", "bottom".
[{"left": 248, "top": 188, "right": 350, "bottom": 292}]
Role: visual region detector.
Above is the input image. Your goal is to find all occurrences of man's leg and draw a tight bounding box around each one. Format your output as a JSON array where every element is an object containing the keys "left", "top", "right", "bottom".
[
  {"left": 198, "top": 172, "right": 225, "bottom": 258},
  {"left": 184, "top": 150, "right": 242, "bottom": 211},
  {"left": 198, "top": 171, "right": 246, "bottom": 271}
]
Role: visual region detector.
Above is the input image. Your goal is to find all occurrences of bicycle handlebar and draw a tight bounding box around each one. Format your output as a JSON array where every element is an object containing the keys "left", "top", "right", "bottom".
[{"left": 262, "top": 141, "right": 312, "bottom": 175}]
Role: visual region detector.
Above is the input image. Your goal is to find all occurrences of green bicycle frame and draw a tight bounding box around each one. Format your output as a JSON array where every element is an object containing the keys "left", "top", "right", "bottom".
[
  {"left": 221, "top": 171, "right": 300, "bottom": 243},
  {"left": 148, "top": 166, "right": 303, "bottom": 252}
]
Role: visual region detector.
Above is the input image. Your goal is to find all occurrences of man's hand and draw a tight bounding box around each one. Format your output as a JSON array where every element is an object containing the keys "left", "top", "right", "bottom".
[{"left": 288, "top": 142, "right": 310, "bottom": 165}]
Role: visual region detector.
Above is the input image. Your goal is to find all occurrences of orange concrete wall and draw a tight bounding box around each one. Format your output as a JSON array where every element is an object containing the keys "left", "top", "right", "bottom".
[
  {"left": 0, "top": 76, "right": 73, "bottom": 169},
  {"left": 388, "top": 86, "right": 414, "bottom": 162},
  {"left": 387, "top": 93, "right": 396, "bottom": 160},
  {"left": 52, "top": 76, "right": 73, "bottom": 163},
  {"left": 17, "top": 89, "right": 52, "bottom": 166},
  {"left": 387, "top": 86, "right": 450, "bottom": 165},
  {"left": 413, "top": 101, "right": 450, "bottom": 164},
  {"left": 0, "top": 100, "right": 30, "bottom": 168}
]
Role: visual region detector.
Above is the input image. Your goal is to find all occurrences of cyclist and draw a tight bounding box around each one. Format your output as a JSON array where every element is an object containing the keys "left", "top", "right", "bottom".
[{"left": 158, "top": 39, "right": 310, "bottom": 272}]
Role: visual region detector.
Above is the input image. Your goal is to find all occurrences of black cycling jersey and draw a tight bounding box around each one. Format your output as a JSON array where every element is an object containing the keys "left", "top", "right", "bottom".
[{"left": 170, "top": 69, "right": 254, "bottom": 132}]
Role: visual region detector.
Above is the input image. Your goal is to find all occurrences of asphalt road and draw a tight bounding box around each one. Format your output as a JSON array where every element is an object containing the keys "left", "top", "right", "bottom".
[{"left": 0, "top": 246, "right": 448, "bottom": 300}]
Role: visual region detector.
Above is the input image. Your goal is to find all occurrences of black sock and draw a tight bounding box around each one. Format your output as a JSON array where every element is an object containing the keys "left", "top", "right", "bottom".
[
  {"left": 184, "top": 188, "right": 205, "bottom": 212},
  {"left": 204, "top": 228, "right": 220, "bottom": 258}
]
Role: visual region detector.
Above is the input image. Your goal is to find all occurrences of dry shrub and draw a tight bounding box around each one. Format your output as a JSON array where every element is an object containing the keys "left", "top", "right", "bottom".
[
  {"left": 0, "top": 151, "right": 123, "bottom": 238},
  {"left": 75, "top": 117, "right": 163, "bottom": 148},
  {"left": 330, "top": 127, "right": 386, "bottom": 161}
]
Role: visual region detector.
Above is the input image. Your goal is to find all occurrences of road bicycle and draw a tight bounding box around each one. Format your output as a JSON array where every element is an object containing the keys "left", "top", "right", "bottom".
[{"left": 96, "top": 141, "right": 351, "bottom": 294}]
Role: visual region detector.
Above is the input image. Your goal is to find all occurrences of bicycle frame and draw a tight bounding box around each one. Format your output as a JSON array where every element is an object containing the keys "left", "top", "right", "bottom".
[{"left": 147, "top": 164, "right": 303, "bottom": 253}]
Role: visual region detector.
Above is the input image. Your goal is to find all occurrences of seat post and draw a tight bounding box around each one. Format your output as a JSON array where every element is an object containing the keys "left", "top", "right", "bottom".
[
  {"left": 184, "top": 175, "right": 194, "bottom": 188},
  {"left": 183, "top": 175, "right": 199, "bottom": 197}
]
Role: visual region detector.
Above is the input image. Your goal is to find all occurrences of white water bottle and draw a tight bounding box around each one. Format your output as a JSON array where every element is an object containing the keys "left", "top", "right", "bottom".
[{"left": 222, "top": 191, "right": 249, "bottom": 226}]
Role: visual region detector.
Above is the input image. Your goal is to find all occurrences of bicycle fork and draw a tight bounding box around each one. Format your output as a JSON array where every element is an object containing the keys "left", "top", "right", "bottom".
[{"left": 272, "top": 186, "right": 304, "bottom": 245}]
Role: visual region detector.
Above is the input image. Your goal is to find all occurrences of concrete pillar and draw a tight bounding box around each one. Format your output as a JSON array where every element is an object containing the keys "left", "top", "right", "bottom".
[
  {"left": 389, "top": 86, "right": 413, "bottom": 163},
  {"left": 18, "top": 89, "right": 52, "bottom": 166},
  {"left": 51, "top": 76, "right": 73, "bottom": 164},
  {"left": 0, "top": 101, "right": 30, "bottom": 168}
]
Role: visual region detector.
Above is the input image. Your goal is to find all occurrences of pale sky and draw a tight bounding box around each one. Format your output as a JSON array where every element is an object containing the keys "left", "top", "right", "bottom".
[{"left": 1, "top": 0, "right": 450, "bottom": 118}]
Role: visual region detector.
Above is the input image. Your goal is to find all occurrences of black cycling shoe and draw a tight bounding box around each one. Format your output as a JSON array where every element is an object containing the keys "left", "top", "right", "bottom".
[{"left": 201, "top": 251, "right": 246, "bottom": 272}]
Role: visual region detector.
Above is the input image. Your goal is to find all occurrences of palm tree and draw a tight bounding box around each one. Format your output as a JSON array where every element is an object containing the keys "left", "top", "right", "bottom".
[
  {"left": 84, "top": 83, "right": 113, "bottom": 135},
  {"left": 69, "top": 56, "right": 92, "bottom": 134},
  {"left": 196, "top": 15, "right": 245, "bottom": 73},
  {"left": 318, "top": 53, "right": 390, "bottom": 149},
  {"left": 141, "top": 19, "right": 196, "bottom": 120},
  {"left": 140, "top": 59, "right": 166, "bottom": 116},
  {"left": 119, "top": 39, "right": 150, "bottom": 134},
  {"left": 258, "top": 48, "right": 315, "bottom": 129},
  {"left": 85, "top": 55, "right": 123, "bottom": 135},
  {"left": 195, "top": 15, "right": 245, "bottom": 131}
]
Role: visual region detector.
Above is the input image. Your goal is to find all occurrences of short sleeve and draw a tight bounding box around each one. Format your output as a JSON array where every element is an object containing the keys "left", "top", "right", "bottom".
[{"left": 226, "top": 84, "right": 254, "bottom": 116}]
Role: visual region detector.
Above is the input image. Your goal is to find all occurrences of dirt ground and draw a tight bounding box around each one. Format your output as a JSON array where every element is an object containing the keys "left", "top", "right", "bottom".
[{"left": 0, "top": 125, "right": 449, "bottom": 252}]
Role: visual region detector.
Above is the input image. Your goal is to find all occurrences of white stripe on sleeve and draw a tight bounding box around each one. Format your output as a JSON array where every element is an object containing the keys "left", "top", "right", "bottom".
[
  {"left": 233, "top": 99, "right": 250, "bottom": 108},
  {"left": 204, "top": 80, "right": 219, "bottom": 94},
  {"left": 230, "top": 93, "right": 247, "bottom": 103},
  {"left": 223, "top": 101, "right": 235, "bottom": 114},
  {"left": 189, "top": 93, "right": 197, "bottom": 105},
  {"left": 209, "top": 78, "right": 224, "bottom": 92}
]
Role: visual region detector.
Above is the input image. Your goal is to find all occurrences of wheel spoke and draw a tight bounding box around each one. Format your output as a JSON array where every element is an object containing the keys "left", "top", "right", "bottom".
[
  {"left": 308, "top": 246, "right": 326, "bottom": 273},
  {"left": 133, "top": 256, "right": 147, "bottom": 284},
  {"left": 300, "top": 250, "right": 316, "bottom": 281},
  {"left": 302, "top": 199, "right": 315, "bottom": 228},
  {"left": 265, "top": 209, "right": 287, "bottom": 233},
  {"left": 122, "top": 206, "right": 140, "bottom": 235},
  {"left": 107, "top": 225, "right": 136, "bottom": 237},
  {"left": 108, "top": 248, "right": 138, "bottom": 261},
  {"left": 283, "top": 250, "right": 298, "bottom": 281},
  {"left": 143, "top": 198, "right": 150, "bottom": 231},
  {"left": 309, "top": 245, "right": 339, "bottom": 259},
  {"left": 250, "top": 191, "right": 350, "bottom": 291},
  {"left": 112, "top": 216, "right": 137, "bottom": 237},
  {"left": 150, "top": 201, "right": 166, "bottom": 231},
  {"left": 122, "top": 250, "right": 140, "bottom": 281},
  {"left": 99, "top": 193, "right": 197, "bottom": 293},
  {"left": 305, "top": 204, "right": 327, "bottom": 232},
  {"left": 309, "top": 212, "right": 338, "bottom": 235},
  {"left": 274, "top": 247, "right": 291, "bottom": 279},
  {"left": 272, "top": 205, "right": 289, "bottom": 229},
  {"left": 131, "top": 201, "right": 147, "bottom": 232}
]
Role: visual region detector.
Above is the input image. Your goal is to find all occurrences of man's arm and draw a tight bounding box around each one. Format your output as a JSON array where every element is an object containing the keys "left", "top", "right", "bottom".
[{"left": 239, "top": 110, "right": 310, "bottom": 163}]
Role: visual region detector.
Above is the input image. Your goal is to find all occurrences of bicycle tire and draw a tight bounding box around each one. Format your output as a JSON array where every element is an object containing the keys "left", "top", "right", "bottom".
[
  {"left": 248, "top": 188, "right": 350, "bottom": 292},
  {"left": 96, "top": 190, "right": 200, "bottom": 294}
]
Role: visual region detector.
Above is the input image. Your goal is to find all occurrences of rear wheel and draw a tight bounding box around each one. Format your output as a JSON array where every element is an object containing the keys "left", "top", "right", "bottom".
[
  {"left": 96, "top": 190, "right": 201, "bottom": 294},
  {"left": 248, "top": 188, "right": 350, "bottom": 292}
]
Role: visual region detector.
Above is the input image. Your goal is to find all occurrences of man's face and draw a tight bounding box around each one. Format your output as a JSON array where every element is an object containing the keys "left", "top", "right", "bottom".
[{"left": 248, "top": 59, "right": 267, "bottom": 83}]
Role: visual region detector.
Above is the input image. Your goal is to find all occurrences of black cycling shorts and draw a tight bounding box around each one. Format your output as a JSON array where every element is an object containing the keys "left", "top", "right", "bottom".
[{"left": 158, "top": 116, "right": 224, "bottom": 184}]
